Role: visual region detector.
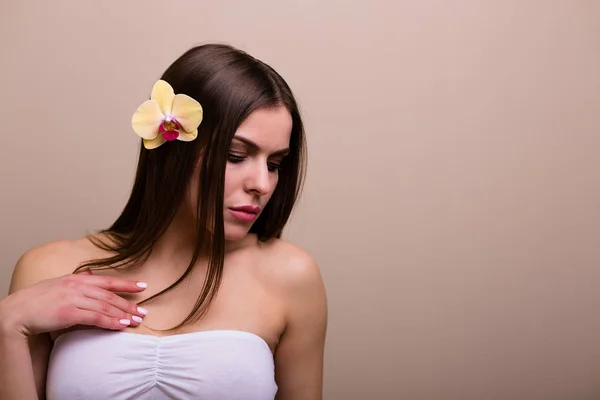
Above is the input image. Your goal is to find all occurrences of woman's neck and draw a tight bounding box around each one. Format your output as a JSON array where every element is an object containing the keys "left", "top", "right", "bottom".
[{"left": 146, "top": 205, "right": 257, "bottom": 271}]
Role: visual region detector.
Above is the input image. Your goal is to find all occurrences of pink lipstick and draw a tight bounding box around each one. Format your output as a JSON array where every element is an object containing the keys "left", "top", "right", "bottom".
[{"left": 229, "top": 205, "right": 261, "bottom": 222}]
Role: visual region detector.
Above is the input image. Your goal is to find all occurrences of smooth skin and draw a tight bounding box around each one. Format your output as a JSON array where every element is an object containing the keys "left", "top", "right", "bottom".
[{"left": 0, "top": 107, "right": 328, "bottom": 400}]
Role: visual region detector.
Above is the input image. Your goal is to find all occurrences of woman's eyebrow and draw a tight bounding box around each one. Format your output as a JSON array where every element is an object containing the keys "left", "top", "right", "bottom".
[{"left": 232, "top": 136, "right": 290, "bottom": 156}]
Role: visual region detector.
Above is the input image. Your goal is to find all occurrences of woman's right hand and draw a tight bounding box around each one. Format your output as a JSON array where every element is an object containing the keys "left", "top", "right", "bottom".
[{"left": 0, "top": 270, "right": 148, "bottom": 338}]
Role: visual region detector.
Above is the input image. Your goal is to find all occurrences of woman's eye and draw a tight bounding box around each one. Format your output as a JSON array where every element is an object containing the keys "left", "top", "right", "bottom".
[
  {"left": 229, "top": 154, "right": 281, "bottom": 172},
  {"left": 268, "top": 162, "right": 282, "bottom": 172},
  {"left": 228, "top": 154, "right": 245, "bottom": 163}
]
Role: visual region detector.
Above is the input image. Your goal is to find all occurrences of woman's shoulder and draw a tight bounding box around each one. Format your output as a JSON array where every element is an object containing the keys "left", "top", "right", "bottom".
[
  {"left": 258, "top": 238, "right": 327, "bottom": 341},
  {"left": 258, "top": 238, "right": 325, "bottom": 294},
  {"left": 261, "top": 238, "right": 316, "bottom": 265},
  {"left": 10, "top": 235, "right": 103, "bottom": 291}
]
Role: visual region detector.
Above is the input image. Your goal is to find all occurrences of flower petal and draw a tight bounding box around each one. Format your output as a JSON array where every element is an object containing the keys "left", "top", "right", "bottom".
[
  {"left": 171, "top": 94, "right": 203, "bottom": 132},
  {"left": 177, "top": 129, "right": 198, "bottom": 142},
  {"left": 151, "top": 80, "right": 175, "bottom": 116},
  {"left": 143, "top": 135, "right": 167, "bottom": 149},
  {"left": 131, "top": 100, "right": 163, "bottom": 139}
]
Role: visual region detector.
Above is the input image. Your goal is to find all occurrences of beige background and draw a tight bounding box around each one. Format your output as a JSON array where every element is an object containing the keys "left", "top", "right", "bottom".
[{"left": 1, "top": 1, "right": 600, "bottom": 399}]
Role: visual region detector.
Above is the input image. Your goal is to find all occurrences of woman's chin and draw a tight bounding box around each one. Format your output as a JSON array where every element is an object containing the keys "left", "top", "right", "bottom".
[{"left": 224, "top": 224, "right": 251, "bottom": 242}]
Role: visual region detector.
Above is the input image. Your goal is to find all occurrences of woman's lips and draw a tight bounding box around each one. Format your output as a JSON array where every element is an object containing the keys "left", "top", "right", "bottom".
[{"left": 229, "top": 205, "right": 261, "bottom": 222}]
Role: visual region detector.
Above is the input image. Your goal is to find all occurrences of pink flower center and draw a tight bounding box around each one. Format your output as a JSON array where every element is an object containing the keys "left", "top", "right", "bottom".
[{"left": 159, "top": 117, "right": 181, "bottom": 141}]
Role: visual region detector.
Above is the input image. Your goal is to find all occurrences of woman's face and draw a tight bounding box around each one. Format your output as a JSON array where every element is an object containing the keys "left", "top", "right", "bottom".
[
  {"left": 223, "top": 106, "right": 292, "bottom": 241},
  {"left": 188, "top": 106, "right": 292, "bottom": 242}
]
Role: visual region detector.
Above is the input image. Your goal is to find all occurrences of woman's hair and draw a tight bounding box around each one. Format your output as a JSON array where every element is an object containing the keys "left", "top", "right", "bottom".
[{"left": 74, "top": 43, "right": 307, "bottom": 331}]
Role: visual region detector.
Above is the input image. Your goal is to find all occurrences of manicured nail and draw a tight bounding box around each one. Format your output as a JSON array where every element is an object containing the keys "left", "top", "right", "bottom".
[
  {"left": 132, "top": 315, "right": 143, "bottom": 323},
  {"left": 136, "top": 282, "right": 147, "bottom": 289},
  {"left": 137, "top": 307, "right": 148, "bottom": 316},
  {"left": 119, "top": 319, "right": 131, "bottom": 326}
]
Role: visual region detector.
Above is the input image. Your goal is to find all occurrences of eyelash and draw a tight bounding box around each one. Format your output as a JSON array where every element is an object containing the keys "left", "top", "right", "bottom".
[{"left": 228, "top": 154, "right": 282, "bottom": 172}]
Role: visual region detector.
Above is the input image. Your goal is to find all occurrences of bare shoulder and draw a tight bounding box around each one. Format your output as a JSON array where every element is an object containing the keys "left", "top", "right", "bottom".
[
  {"left": 260, "top": 238, "right": 324, "bottom": 291},
  {"left": 9, "top": 236, "right": 100, "bottom": 293},
  {"left": 259, "top": 238, "right": 327, "bottom": 325},
  {"left": 259, "top": 239, "right": 327, "bottom": 398}
]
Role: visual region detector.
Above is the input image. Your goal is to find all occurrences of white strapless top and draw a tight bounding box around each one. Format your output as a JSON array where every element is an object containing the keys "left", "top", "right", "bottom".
[{"left": 46, "top": 329, "right": 277, "bottom": 400}]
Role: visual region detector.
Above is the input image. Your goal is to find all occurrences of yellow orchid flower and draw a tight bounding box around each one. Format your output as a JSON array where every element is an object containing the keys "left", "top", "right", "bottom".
[{"left": 131, "top": 80, "right": 203, "bottom": 149}]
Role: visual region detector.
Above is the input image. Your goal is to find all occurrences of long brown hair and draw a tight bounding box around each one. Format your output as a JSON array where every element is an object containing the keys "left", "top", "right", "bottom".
[{"left": 74, "top": 44, "right": 307, "bottom": 332}]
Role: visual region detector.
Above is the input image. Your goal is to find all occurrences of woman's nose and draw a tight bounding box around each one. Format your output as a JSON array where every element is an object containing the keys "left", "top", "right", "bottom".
[{"left": 245, "top": 162, "right": 271, "bottom": 195}]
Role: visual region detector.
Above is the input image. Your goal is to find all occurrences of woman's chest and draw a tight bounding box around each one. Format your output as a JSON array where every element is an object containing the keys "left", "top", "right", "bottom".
[{"left": 51, "top": 265, "right": 286, "bottom": 352}]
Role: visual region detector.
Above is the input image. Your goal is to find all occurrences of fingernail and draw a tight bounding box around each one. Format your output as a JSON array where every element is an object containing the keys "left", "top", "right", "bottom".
[
  {"left": 137, "top": 307, "right": 148, "bottom": 316},
  {"left": 136, "top": 282, "right": 147, "bottom": 289},
  {"left": 132, "top": 315, "right": 143, "bottom": 323},
  {"left": 119, "top": 319, "right": 131, "bottom": 326}
]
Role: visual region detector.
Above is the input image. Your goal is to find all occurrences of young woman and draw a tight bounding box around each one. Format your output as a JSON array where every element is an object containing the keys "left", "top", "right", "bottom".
[{"left": 0, "top": 43, "right": 327, "bottom": 400}]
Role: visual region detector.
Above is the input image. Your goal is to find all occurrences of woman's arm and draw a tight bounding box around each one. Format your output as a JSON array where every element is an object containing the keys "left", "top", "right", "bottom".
[
  {"left": 274, "top": 252, "right": 328, "bottom": 400},
  {"left": 1, "top": 242, "right": 147, "bottom": 400},
  {"left": 0, "top": 324, "right": 52, "bottom": 400},
  {"left": 0, "top": 251, "right": 55, "bottom": 400}
]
